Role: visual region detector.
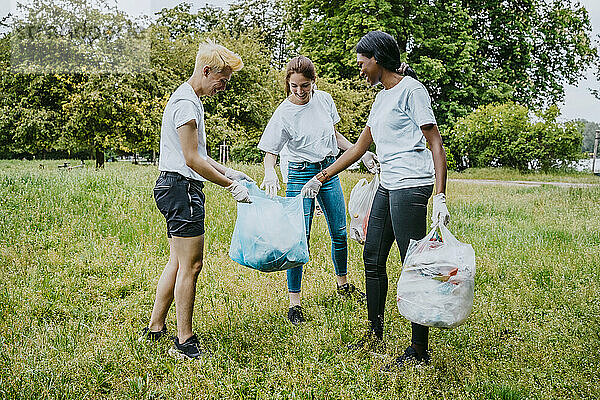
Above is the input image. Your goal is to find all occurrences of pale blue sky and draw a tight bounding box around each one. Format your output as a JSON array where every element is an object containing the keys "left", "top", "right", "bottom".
[{"left": 2, "top": 0, "right": 598, "bottom": 122}]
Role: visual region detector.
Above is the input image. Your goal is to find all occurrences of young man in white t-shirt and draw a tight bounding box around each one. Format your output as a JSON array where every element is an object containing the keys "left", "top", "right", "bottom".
[{"left": 140, "top": 40, "right": 253, "bottom": 360}]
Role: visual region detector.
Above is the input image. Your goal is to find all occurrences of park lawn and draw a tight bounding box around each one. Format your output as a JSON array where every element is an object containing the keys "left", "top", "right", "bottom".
[
  {"left": 449, "top": 166, "right": 600, "bottom": 184},
  {"left": 0, "top": 160, "right": 598, "bottom": 400}
]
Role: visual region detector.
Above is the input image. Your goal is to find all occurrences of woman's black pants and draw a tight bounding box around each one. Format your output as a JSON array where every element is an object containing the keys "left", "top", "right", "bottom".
[{"left": 363, "top": 184, "right": 433, "bottom": 349}]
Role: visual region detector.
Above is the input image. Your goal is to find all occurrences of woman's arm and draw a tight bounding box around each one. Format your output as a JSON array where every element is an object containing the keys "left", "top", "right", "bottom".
[
  {"left": 300, "top": 126, "right": 374, "bottom": 197},
  {"left": 320, "top": 126, "right": 374, "bottom": 181},
  {"left": 421, "top": 123, "right": 447, "bottom": 194},
  {"left": 206, "top": 157, "right": 227, "bottom": 174},
  {"left": 263, "top": 152, "right": 278, "bottom": 169},
  {"left": 335, "top": 131, "right": 354, "bottom": 151}
]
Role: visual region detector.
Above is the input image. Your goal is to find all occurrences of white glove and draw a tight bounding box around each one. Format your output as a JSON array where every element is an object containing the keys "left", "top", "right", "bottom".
[
  {"left": 360, "top": 151, "right": 379, "bottom": 174},
  {"left": 260, "top": 166, "right": 280, "bottom": 198},
  {"left": 431, "top": 193, "right": 450, "bottom": 227},
  {"left": 225, "top": 167, "right": 254, "bottom": 182},
  {"left": 301, "top": 176, "right": 322, "bottom": 198},
  {"left": 397, "top": 62, "right": 409, "bottom": 74},
  {"left": 226, "top": 181, "right": 252, "bottom": 203}
]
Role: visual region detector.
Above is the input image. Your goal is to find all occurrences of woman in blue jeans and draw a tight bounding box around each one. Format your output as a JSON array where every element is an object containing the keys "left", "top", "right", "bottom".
[
  {"left": 302, "top": 32, "right": 450, "bottom": 368},
  {"left": 258, "top": 56, "right": 379, "bottom": 325}
]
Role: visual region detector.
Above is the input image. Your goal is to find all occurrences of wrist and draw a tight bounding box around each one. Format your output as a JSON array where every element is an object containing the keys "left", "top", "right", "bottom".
[{"left": 316, "top": 170, "right": 329, "bottom": 183}]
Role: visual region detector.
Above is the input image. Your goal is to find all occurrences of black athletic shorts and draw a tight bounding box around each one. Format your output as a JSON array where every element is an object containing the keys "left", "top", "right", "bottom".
[{"left": 153, "top": 171, "right": 205, "bottom": 238}]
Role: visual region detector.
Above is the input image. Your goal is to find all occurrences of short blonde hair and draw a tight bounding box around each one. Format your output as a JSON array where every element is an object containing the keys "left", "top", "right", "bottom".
[{"left": 194, "top": 39, "right": 243, "bottom": 74}]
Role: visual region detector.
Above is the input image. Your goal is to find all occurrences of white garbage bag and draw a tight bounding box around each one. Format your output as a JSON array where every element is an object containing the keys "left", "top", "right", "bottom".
[
  {"left": 396, "top": 223, "right": 475, "bottom": 328},
  {"left": 347, "top": 174, "right": 379, "bottom": 244}
]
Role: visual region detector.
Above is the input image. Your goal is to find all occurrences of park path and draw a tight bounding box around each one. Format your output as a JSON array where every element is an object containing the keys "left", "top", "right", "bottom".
[{"left": 449, "top": 178, "right": 599, "bottom": 188}]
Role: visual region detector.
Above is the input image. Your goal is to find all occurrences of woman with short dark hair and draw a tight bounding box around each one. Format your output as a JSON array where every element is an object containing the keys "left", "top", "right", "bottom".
[{"left": 301, "top": 31, "right": 450, "bottom": 368}]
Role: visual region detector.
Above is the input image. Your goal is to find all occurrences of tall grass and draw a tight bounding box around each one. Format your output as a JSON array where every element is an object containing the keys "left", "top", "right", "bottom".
[{"left": 0, "top": 160, "right": 598, "bottom": 399}]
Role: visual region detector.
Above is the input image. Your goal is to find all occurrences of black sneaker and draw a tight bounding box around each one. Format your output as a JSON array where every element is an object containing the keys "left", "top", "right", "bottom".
[
  {"left": 138, "top": 325, "right": 168, "bottom": 342},
  {"left": 287, "top": 305, "right": 305, "bottom": 326},
  {"left": 382, "top": 346, "right": 430, "bottom": 371},
  {"left": 337, "top": 283, "right": 367, "bottom": 303},
  {"left": 168, "top": 334, "right": 203, "bottom": 360}
]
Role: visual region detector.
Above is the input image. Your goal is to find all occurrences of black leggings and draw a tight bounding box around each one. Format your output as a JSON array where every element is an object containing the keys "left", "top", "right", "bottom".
[{"left": 363, "top": 184, "right": 433, "bottom": 348}]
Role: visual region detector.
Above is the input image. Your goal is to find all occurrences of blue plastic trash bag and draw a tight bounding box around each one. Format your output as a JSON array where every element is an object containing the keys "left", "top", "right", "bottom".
[{"left": 229, "top": 182, "right": 309, "bottom": 272}]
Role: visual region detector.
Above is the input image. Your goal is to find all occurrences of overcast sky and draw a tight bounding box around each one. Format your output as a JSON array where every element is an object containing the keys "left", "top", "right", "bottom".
[{"left": 2, "top": 0, "right": 599, "bottom": 123}]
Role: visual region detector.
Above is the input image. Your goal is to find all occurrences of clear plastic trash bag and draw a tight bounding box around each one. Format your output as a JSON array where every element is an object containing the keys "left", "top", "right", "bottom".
[
  {"left": 347, "top": 174, "right": 379, "bottom": 244},
  {"left": 396, "top": 223, "right": 475, "bottom": 328},
  {"left": 229, "top": 181, "right": 309, "bottom": 272}
]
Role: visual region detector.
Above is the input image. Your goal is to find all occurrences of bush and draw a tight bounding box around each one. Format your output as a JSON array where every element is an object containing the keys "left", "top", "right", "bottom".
[{"left": 447, "top": 103, "right": 582, "bottom": 171}]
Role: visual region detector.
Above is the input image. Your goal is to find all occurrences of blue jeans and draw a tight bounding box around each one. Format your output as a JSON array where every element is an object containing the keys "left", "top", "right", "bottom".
[{"left": 285, "top": 156, "right": 348, "bottom": 293}]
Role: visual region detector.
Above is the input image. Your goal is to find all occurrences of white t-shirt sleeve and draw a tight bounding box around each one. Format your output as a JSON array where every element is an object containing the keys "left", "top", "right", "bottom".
[
  {"left": 172, "top": 99, "right": 198, "bottom": 129},
  {"left": 407, "top": 87, "right": 436, "bottom": 127},
  {"left": 258, "top": 111, "right": 290, "bottom": 155},
  {"left": 366, "top": 105, "right": 375, "bottom": 128},
  {"left": 326, "top": 93, "right": 341, "bottom": 125}
]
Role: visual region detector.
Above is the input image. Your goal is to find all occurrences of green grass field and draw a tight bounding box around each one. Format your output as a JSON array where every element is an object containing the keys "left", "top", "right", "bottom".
[{"left": 0, "top": 160, "right": 599, "bottom": 399}]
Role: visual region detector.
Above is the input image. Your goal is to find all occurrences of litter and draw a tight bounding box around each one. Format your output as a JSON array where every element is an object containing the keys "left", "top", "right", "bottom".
[
  {"left": 396, "top": 223, "right": 475, "bottom": 328},
  {"left": 229, "top": 182, "right": 309, "bottom": 272},
  {"left": 347, "top": 174, "right": 379, "bottom": 244}
]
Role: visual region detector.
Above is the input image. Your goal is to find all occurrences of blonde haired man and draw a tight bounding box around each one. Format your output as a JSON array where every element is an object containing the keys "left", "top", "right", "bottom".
[{"left": 140, "top": 40, "right": 252, "bottom": 359}]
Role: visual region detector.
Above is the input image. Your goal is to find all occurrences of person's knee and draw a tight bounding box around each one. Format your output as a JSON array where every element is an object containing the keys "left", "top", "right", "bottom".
[
  {"left": 179, "top": 259, "right": 202, "bottom": 276},
  {"left": 364, "top": 257, "right": 378, "bottom": 279},
  {"left": 363, "top": 248, "right": 377, "bottom": 268},
  {"left": 364, "top": 251, "right": 387, "bottom": 280},
  {"left": 190, "top": 259, "right": 203, "bottom": 275},
  {"left": 331, "top": 225, "right": 347, "bottom": 244}
]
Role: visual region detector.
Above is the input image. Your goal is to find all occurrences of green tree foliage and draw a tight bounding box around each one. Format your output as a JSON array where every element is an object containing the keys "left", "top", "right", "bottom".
[
  {"left": 292, "top": 0, "right": 416, "bottom": 79},
  {"left": 0, "top": 0, "right": 596, "bottom": 170},
  {"left": 449, "top": 103, "right": 582, "bottom": 171},
  {"left": 577, "top": 119, "right": 600, "bottom": 153},
  {"left": 226, "top": 0, "right": 293, "bottom": 68},
  {"left": 10, "top": 0, "right": 151, "bottom": 74},
  {"left": 315, "top": 78, "right": 375, "bottom": 143},
  {"left": 295, "top": 0, "right": 597, "bottom": 127}
]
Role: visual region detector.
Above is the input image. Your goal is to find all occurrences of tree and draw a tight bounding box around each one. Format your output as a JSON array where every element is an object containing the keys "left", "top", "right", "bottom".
[
  {"left": 294, "top": 0, "right": 598, "bottom": 127},
  {"left": 226, "top": 0, "right": 294, "bottom": 68},
  {"left": 577, "top": 119, "right": 600, "bottom": 153}
]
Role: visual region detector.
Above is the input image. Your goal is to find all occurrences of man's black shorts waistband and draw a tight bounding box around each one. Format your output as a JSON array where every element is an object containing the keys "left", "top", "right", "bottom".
[{"left": 159, "top": 171, "right": 204, "bottom": 187}]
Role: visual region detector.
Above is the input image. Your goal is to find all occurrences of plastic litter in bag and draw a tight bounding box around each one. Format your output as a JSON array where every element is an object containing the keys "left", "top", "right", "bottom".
[
  {"left": 396, "top": 223, "right": 475, "bottom": 328},
  {"left": 347, "top": 174, "right": 379, "bottom": 244},
  {"left": 229, "top": 181, "right": 309, "bottom": 272}
]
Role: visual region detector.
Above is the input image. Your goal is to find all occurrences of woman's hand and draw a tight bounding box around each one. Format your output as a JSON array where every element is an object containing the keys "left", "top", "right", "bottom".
[
  {"left": 360, "top": 151, "right": 379, "bottom": 173},
  {"left": 301, "top": 176, "right": 322, "bottom": 198},
  {"left": 260, "top": 166, "right": 280, "bottom": 197},
  {"left": 431, "top": 193, "right": 450, "bottom": 227},
  {"left": 226, "top": 181, "right": 252, "bottom": 203}
]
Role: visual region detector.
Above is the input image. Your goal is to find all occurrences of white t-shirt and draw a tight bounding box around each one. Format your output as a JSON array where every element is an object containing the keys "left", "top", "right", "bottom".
[
  {"left": 158, "top": 82, "right": 207, "bottom": 181},
  {"left": 367, "top": 76, "right": 436, "bottom": 190},
  {"left": 258, "top": 90, "right": 341, "bottom": 163}
]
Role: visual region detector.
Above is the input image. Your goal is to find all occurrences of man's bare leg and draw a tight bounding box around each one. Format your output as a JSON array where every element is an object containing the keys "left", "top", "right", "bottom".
[
  {"left": 171, "top": 235, "right": 204, "bottom": 342},
  {"left": 148, "top": 238, "right": 178, "bottom": 332}
]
